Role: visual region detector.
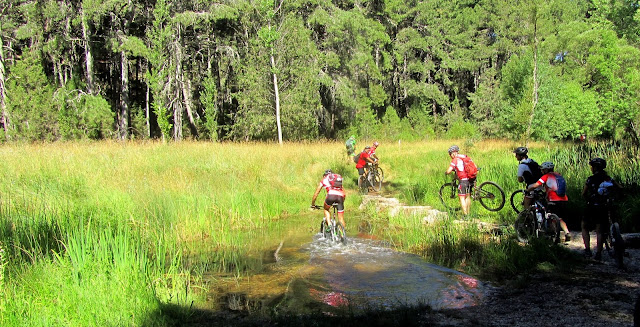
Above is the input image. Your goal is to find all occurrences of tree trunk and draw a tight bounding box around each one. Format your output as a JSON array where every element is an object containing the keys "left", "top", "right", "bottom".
[
  {"left": 0, "top": 33, "right": 8, "bottom": 139},
  {"left": 270, "top": 53, "right": 282, "bottom": 145},
  {"left": 81, "top": 7, "right": 95, "bottom": 95},
  {"left": 119, "top": 49, "right": 130, "bottom": 140}
]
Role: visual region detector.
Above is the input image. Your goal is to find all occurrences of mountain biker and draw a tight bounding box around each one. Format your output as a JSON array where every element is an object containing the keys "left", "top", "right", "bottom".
[
  {"left": 513, "top": 146, "right": 543, "bottom": 209},
  {"left": 345, "top": 135, "right": 356, "bottom": 156},
  {"left": 581, "top": 157, "right": 622, "bottom": 259},
  {"left": 526, "top": 161, "right": 571, "bottom": 242},
  {"left": 355, "top": 146, "right": 376, "bottom": 189},
  {"left": 311, "top": 169, "right": 347, "bottom": 230},
  {"left": 444, "top": 145, "right": 475, "bottom": 215},
  {"left": 368, "top": 141, "right": 380, "bottom": 162}
]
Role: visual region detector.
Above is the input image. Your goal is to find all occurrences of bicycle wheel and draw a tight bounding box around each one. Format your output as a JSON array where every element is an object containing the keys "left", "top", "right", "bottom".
[
  {"left": 377, "top": 167, "right": 384, "bottom": 182},
  {"left": 610, "top": 222, "right": 625, "bottom": 268},
  {"left": 358, "top": 175, "right": 369, "bottom": 194},
  {"left": 439, "top": 183, "right": 460, "bottom": 211},
  {"left": 546, "top": 213, "right": 562, "bottom": 244},
  {"left": 477, "top": 181, "right": 506, "bottom": 211},
  {"left": 369, "top": 171, "right": 382, "bottom": 192},
  {"left": 336, "top": 223, "right": 347, "bottom": 245},
  {"left": 320, "top": 220, "right": 331, "bottom": 239},
  {"left": 510, "top": 189, "right": 525, "bottom": 213},
  {"left": 515, "top": 210, "right": 536, "bottom": 243}
]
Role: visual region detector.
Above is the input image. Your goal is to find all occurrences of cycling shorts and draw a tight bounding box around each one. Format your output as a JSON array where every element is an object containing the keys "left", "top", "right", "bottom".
[
  {"left": 357, "top": 167, "right": 366, "bottom": 176},
  {"left": 325, "top": 194, "right": 345, "bottom": 212},
  {"left": 582, "top": 205, "right": 609, "bottom": 229},
  {"left": 458, "top": 178, "right": 475, "bottom": 196},
  {"left": 546, "top": 201, "right": 568, "bottom": 219}
]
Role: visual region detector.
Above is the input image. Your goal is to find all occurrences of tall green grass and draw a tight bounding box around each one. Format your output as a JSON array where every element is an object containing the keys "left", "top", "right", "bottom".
[{"left": 0, "top": 140, "right": 637, "bottom": 325}]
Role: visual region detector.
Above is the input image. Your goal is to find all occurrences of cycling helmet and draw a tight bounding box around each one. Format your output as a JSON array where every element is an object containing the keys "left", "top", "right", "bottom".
[
  {"left": 448, "top": 145, "right": 460, "bottom": 154},
  {"left": 513, "top": 147, "right": 528, "bottom": 155},
  {"left": 589, "top": 158, "right": 607, "bottom": 170},
  {"left": 373, "top": 141, "right": 379, "bottom": 147},
  {"left": 540, "top": 161, "right": 555, "bottom": 170},
  {"left": 323, "top": 169, "right": 333, "bottom": 176}
]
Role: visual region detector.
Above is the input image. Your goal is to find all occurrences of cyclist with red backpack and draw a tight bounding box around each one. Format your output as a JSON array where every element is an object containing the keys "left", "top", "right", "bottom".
[
  {"left": 355, "top": 146, "right": 376, "bottom": 189},
  {"left": 526, "top": 161, "right": 572, "bottom": 242},
  {"left": 513, "top": 146, "right": 543, "bottom": 209},
  {"left": 311, "top": 169, "right": 347, "bottom": 230},
  {"left": 444, "top": 145, "right": 477, "bottom": 215}
]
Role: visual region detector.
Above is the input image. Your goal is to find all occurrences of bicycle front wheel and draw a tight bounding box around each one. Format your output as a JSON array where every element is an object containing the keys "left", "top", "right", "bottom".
[
  {"left": 439, "top": 183, "right": 460, "bottom": 211},
  {"left": 477, "top": 181, "right": 506, "bottom": 211},
  {"left": 510, "top": 189, "right": 525, "bottom": 213},
  {"left": 369, "top": 171, "right": 382, "bottom": 192},
  {"left": 546, "top": 213, "right": 562, "bottom": 244},
  {"left": 515, "top": 210, "right": 536, "bottom": 243},
  {"left": 377, "top": 167, "right": 384, "bottom": 182}
]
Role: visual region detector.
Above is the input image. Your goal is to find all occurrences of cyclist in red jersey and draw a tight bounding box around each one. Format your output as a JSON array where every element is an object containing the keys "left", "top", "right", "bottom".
[
  {"left": 444, "top": 145, "right": 474, "bottom": 215},
  {"left": 526, "top": 161, "right": 572, "bottom": 242},
  {"left": 311, "top": 169, "right": 347, "bottom": 230},
  {"left": 356, "top": 146, "right": 376, "bottom": 188},
  {"left": 368, "top": 141, "right": 380, "bottom": 162}
]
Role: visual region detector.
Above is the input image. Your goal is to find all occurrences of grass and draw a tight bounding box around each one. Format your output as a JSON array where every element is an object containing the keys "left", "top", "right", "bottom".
[{"left": 0, "top": 139, "right": 638, "bottom": 325}]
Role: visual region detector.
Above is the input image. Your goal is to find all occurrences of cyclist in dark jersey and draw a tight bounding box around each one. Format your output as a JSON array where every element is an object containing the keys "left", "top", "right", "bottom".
[
  {"left": 581, "top": 158, "right": 622, "bottom": 259},
  {"left": 514, "top": 146, "right": 542, "bottom": 209}
]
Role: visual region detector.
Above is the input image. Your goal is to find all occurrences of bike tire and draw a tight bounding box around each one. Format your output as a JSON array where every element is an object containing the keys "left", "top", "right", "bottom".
[
  {"left": 336, "top": 223, "right": 347, "bottom": 245},
  {"left": 377, "top": 167, "right": 384, "bottom": 182},
  {"left": 546, "top": 213, "right": 562, "bottom": 244},
  {"left": 320, "top": 220, "right": 331, "bottom": 239},
  {"left": 477, "top": 181, "right": 506, "bottom": 211},
  {"left": 358, "top": 176, "right": 369, "bottom": 194},
  {"left": 439, "top": 183, "right": 460, "bottom": 211},
  {"left": 370, "top": 171, "right": 382, "bottom": 192},
  {"left": 515, "top": 210, "right": 536, "bottom": 243},
  {"left": 510, "top": 189, "right": 525, "bottom": 213},
  {"left": 610, "top": 222, "right": 625, "bottom": 268}
]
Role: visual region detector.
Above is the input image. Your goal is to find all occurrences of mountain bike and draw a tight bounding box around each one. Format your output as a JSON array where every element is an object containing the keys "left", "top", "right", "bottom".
[
  {"left": 439, "top": 170, "right": 505, "bottom": 212},
  {"left": 311, "top": 204, "right": 347, "bottom": 245},
  {"left": 359, "top": 162, "right": 384, "bottom": 193},
  {"left": 514, "top": 192, "right": 561, "bottom": 243},
  {"left": 601, "top": 201, "right": 625, "bottom": 268},
  {"left": 510, "top": 189, "right": 526, "bottom": 213}
]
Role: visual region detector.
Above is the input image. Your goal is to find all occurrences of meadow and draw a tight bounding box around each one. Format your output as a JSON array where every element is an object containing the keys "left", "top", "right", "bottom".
[{"left": 0, "top": 140, "right": 638, "bottom": 325}]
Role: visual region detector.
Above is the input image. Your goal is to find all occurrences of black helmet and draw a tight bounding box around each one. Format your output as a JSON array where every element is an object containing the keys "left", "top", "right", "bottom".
[
  {"left": 448, "top": 145, "right": 460, "bottom": 154},
  {"left": 323, "top": 169, "right": 333, "bottom": 176},
  {"left": 513, "top": 147, "right": 528, "bottom": 155},
  {"left": 589, "top": 158, "right": 606, "bottom": 170}
]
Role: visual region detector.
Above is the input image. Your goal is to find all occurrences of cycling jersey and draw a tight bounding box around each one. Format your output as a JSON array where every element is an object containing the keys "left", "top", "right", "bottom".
[
  {"left": 356, "top": 151, "right": 371, "bottom": 169},
  {"left": 368, "top": 146, "right": 377, "bottom": 157},
  {"left": 328, "top": 187, "right": 346, "bottom": 198},
  {"left": 585, "top": 171, "right": 613, "bottom": 206},
  {"left": 517, "top": 158, "right": 539, "bottom": 186},
  {"left": 321, "top": 175, "right": 332, "bottom": 191},
  {"left": 537, "top": 172, "right": 569, "bottom": 202},
  {"left": 450, "top": 154, "right": 470, "bottom": 180}
]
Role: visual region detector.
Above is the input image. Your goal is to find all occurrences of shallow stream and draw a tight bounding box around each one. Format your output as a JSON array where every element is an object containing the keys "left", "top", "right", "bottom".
[{"left": 211, "top": 214, "right": 490, "bottom": 314}]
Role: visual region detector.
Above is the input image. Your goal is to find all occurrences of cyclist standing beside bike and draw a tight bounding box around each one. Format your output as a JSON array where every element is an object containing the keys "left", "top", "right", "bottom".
[
  {"left": 526, "top": 161, "right": 572, "bottom": 242},
  {"left": 514, "top": 147, "right": 543, "bottom": 209},
  {"left": 581, "top": 158, "right": 622, "bottom": 259},
  {"left": 311, "top": 169, "right": 347, "bottom": 231},
  {"left": 356, "top": 146, "right": 376, "bottom": 189},
  {"left": 444, "top": 145, "right": 475, "bottom": 215}
]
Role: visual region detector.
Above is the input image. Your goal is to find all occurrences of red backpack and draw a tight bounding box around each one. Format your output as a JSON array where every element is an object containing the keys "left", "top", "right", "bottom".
[
  {"left": 462, "top": 156, "right": 478, "bottom": 179},
  {"left": 327, "top": 173, "right": 343, "bottom": 188}
]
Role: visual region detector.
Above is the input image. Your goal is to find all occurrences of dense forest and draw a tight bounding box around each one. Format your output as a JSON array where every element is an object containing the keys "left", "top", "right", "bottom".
[{"left": 0, "top": 0, "right": 638, "bottom": 143}]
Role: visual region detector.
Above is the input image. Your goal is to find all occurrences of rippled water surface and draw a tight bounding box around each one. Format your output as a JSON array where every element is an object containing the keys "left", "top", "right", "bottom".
[{"left": 214, "top": 219, "right": 489, "bottom": 313}]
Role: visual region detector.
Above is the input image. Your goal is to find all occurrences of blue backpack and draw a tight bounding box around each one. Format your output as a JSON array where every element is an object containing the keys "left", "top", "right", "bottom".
[{"left": 554, "top": 173, "right": 567, "bottom": 197}]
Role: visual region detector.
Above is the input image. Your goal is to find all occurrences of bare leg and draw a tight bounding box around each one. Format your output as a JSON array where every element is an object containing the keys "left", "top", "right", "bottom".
[
  {"left": 337, "top": 211, "right": 346, "bottom": 229},
  {"left": 459, "top": 195, "right": 471, "bottom": 215},
  {"left": 581, "top": 220, "right": 591, "bottom": 251},
  {"left": 323, "top": 203, "right": 331, "bottom": 226}
]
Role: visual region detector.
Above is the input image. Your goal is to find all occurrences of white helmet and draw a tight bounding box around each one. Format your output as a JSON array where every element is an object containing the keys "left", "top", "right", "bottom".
[{"left": 540, "top": 161, "right": 555, "bottom": 170}]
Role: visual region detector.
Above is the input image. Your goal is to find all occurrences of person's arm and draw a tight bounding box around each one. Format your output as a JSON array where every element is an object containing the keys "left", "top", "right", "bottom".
[
  {"left": 526, "top": 181, "right": 542, "bottom": 192},
  {"left": 311, "top": 183, "right": 323, "bottom": 206},
  {"left": 517, "top": 176, "right": 525, "bottom": 183},
  {"left": 581, "top": 184, "right": 589, "bottom": 198},
  {"left": 445, "top": 165, "right": 454, "bottom": 175}
]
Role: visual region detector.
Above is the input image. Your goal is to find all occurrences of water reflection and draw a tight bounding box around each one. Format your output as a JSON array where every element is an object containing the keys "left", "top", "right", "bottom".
[{"left": 302, "top": 236, "right": 488, "bottom": 310}]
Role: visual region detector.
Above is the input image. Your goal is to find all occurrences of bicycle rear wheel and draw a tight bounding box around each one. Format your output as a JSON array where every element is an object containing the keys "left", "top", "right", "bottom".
[
  {"left": 510, "top": 189, "right": 525, "bottom": 213},
  {"left": 515, "top": 210, "right": 536, "bottom": 243},
  {"left": 546, "top": 213, "right": 562, "bottom": 244},
  {"left": 610, "top": 222, "right": 625, "bottom": 268},
  {"left": 336, "top": 223, "right": 347, "bottom": 245},
  {"left": 439, "top": 183, "right": 460, "bottom": 211},
  {"left": 369, "top": 171, "right": 382, "bottom": 192},
  {"left": 477, "top": 181, "right": 506, "bottom": 211}
]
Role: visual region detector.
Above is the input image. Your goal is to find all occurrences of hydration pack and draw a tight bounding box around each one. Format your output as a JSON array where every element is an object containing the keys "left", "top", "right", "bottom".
[
  {"left": 353, "top": 152, "right": 362, "bottom": 164},
  {"left": 523, "top": 160, "right": 543, "bottom": 185},
  {"left": 554, "top": 173, "right": 567, "bottom": 197},
  {"left": 462, "top": 156, "right": 478, "bottom": 179},
  {"left": 327, "top": 173, "right": 343, "bottom": 188}
]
